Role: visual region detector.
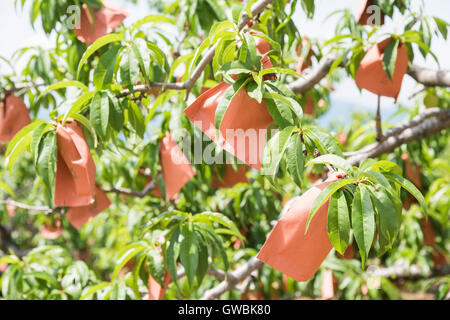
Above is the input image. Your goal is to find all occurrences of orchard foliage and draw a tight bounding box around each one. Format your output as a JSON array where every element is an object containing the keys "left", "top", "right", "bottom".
[{"left": 0, "top": 0, "right": 449, "bottom": 300}]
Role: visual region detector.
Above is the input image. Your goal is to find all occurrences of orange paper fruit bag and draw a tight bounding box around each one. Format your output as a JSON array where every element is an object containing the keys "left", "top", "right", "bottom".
[
  {"left": 257, "top": 172, "right": 346, "bottom": 281},
  {"left": 148, "top": 272, "right": 172, "bottom": 300},
  {"left": 74, "top": 2, "right": 128, "bottom": 45},
  {"left": 0, "top": 94, "right": 31, "bottom": 142},
  {"left": 66, "top": 185, "right": 111, "bottom": 229},
  {"left": 296, "top": 37, "right": 313, "bottom": 74},
  {"left": 321, "top": 269, "right": 334, "bottom": 300},
  {"left": 159, "top": 133, "right": 196, "bottom": 202},
  {"left": 54, "top": 120, "right": 96, "bottom": 207},
  {"left": 355, "top": 37, "right": 409, "bottom": 100},
  {"left": 184, "top": 56, "right": 274, "bottom": 170}
]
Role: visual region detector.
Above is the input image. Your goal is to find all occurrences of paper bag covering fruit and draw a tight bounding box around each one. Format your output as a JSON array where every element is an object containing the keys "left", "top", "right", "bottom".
[
  {"left": 355, "top": 37, "right": 409, "bottom": 100},
  {"left": 356, "top": 0, "right": 385, "bottom": 25},
  {"left": 40, "top": 223, "right": 63, "bottom": 240},
  {"left": 257, "top": 171, "right": 347, "bottom": 281},
  {"left": 54, "top": 119, "right": 96, "bottom": 207},
  {"left": 296, "top": 37, "right": 313, "bottom": 74},
  {"left": 148, "top": 271, "right": 171, "bottom": 300},
  {"left": 321, "top": 269, "right": 334, "bottom": 300},
  {"left": 0, "top": 94, "right": 31, "bottom": 142},
  {"left": 74, "top": 2, "right": 128, "bottom": 45},
  {"left": 66, "top": 185, "right": 111, "bottom": 229},
  {"left": 159, "top": 133, "right": 196, "bottom": 202},
  {"left": 211, "top": 164, "right": 249, "bottom": 189},
  {"left": 184, "top": 56, "right": 274, "bottom": 170}
]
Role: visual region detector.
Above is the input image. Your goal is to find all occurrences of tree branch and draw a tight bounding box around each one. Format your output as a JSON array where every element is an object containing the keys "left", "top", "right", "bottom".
[
  {"left": 200, "top": 256, "right": 264, "bottom": 300},
  {"left": 118, "top": 0, "right": 273, "bottom": 98},
  {"left": 287, "top": 53, "right": 339, "bottom": 94},
  {"left": 407, "top": 64, "right": 450, "bottom": 87},
  {"left": 346, "top": 108, "right": 450, "bottom": 165},
  {"left": 367, "top": 263, "right": 450, "bottom": 281}
]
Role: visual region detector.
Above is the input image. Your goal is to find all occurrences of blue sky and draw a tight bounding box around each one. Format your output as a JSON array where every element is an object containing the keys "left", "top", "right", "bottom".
[{"left": 0, "top": 0, "right": 448, "bottom": 129}]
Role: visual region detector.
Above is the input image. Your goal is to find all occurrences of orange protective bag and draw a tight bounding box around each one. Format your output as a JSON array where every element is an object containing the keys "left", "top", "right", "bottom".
[
  {"left": 247, "top": 29, "right": 271, "bottom": 55},
  {"left": 304, "top": 95, "right": 315, "bottom": 116},
  {"left": 296, "top": 37, "right": 313, "bottom": 74},
  {"left": 355, "top": 37, "right": 409, "bottom": 100},
  {"left": 148, "top": 272, "right": 171, "bottom": 300},
  {"left": 356, "top": 0, "right": 385, "bottom": 25},
  {"left": 211, "top": 164, "right": 249, "bottom": 189},
  {"left": 66, "top": 185, "right": 111, "bottom": 229},
  {"left": 159, "top": 133, "right": 196, "bottom": 202},
  {"left": 337, "top": 243, "right": 355, "bottom": 260},
  {"left": 184, "top": 56, "right": 274, "bottom": 170},
  {"left": 0, "top": 94, "right": 31, "bottom": 142},
  {"left": 40, "top": 224, "right": 63, "bottom": 240},
  {"left": 257, "top": 171, "right": 346, "bottom": 281},
  {"left": 74, "top": 2, "right": 128, "bottom": 45},
  {"left": 321, "top": 269, "right": 334, "bottom": 300},
  {"left": 54, "top": 120, "right": 96, "bottom": 207}
]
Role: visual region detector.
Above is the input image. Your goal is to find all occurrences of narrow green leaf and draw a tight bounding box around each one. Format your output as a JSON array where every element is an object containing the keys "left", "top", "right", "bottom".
[
  {"left": 306, "top": 178, "right": 354, "bottom": 233},
  {"left": 77, "top": 33, "right": 124, "bottom": 79},
  {"left": 352, "top": 185, "right": 375, "bottom": 268},
  {"left": 327, "top": 189, "right": 351, "bottom": 254},
  {"left": 285, "top": 133, "right": 304, "bottom": 188}
]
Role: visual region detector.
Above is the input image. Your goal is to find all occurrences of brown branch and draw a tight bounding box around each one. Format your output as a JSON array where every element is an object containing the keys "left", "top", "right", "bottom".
[
  {"left": 103, "top": 177, "right": 158, "bottom": 198},
  {"left": 200, "top": 256, "right": 264, "bottom": 300},
  {"left": 367, "top": 264, "right": 450, "bottom": 281},
  {"left": 287, "top": 53, "right": 339, "bottom": 94},
  {"left": 118, "top": 0, "right": 273, "bottom": 98},
  {"left": 407, "top": 64, "right": 450, "bottom": 87},
  {"left": 0, "top": 199, "right": 54, "bottom": 214},
  {"left": 346, "top": 108, "right": 450, "bottom": 165}
]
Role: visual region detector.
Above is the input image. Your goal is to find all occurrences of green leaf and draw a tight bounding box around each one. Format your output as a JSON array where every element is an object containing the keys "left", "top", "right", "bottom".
[
  {"left": 351, "top": 185, "right": 375, "bottom": 268},
  {"left": 5, "top": 120, "right": 45, "bottom": 170},
  {"left": 382, "top": 38, "right": 399, "bottom": 80},
  {"left": 327, "top": 189, "right": 351, "bottom": 254},
  {"left": 263, "top": 90, "right": 303, "bottom": 123},
  {"left": 165, "top": 227, "right": 180, "bottom": 286},
  {"left": 90, "top": 91, "right": 110, "bottom": 139},
  {"left": 261, "top": 126, "right": 296, "bottom": 177},
  {"left": 70, "top": 113, "right": 98, "bottom": 148},
  {"left": 62, "top": 91, "right": 95, "bottom": 124},
  {"left": 306, "top": 154, "right": 352, "bottom": 174},
  {"left": 112, "top": 244, "right": 146, "bottom": 280},
  {"left": 120, "top": 47, "right": 140, "bottom": 89},
  {"left": 306, "top": 178, "right": 354, "bottom": 233},
  {"left": 38, "top": 80, "right": 88, "bottom": 100},
  {"left": 130, "top": 39, "right": 151, "bottom": 86},
  {"left": 107, "top": 93, "right": 124, "bottom": 132},
  {"left": 384, "top": 172, "right": 427, "bottom": 215},
  {"left": 286, "top": 133, "right": 304, "bottom": 188},
  {"left": 301, "top": 0, "right": 315, "bottom": 18},
  {"left": 31, "top": 122, "right": 51, "bottom": 168},
  {"left": 192, "top": 211, "right": 243, "bottom": 241},
  {"left": 179, "top": 224, "right": 199, "bottom": 286},
  {"left": 77, "top": 33, "right": 124, "bottom": 79},
  {"left": 196, "top": 240, "right": 209, "bottom": 286},
  {"left": 303, "top": 125, "right": 343, "bottom": 157},
  {"left": 127, "top": 100, "right": 145, "bottom": 138},
  {"left": 93, "top": 44, "right": 121, "bottom": 90},
  {"left": 36, "top": 131, "right": 57, "bottom": 204},
  {"left": 130, "top": 14, "right": 175, "bottom": 34},
  {"left": 367, "top": 186, "right": 400, "bottom": 254}
]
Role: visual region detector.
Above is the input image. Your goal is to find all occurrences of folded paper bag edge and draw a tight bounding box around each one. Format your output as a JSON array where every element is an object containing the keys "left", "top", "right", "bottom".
[{"left": 256, "top": 172, "right": 346, "bottom": 281}]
